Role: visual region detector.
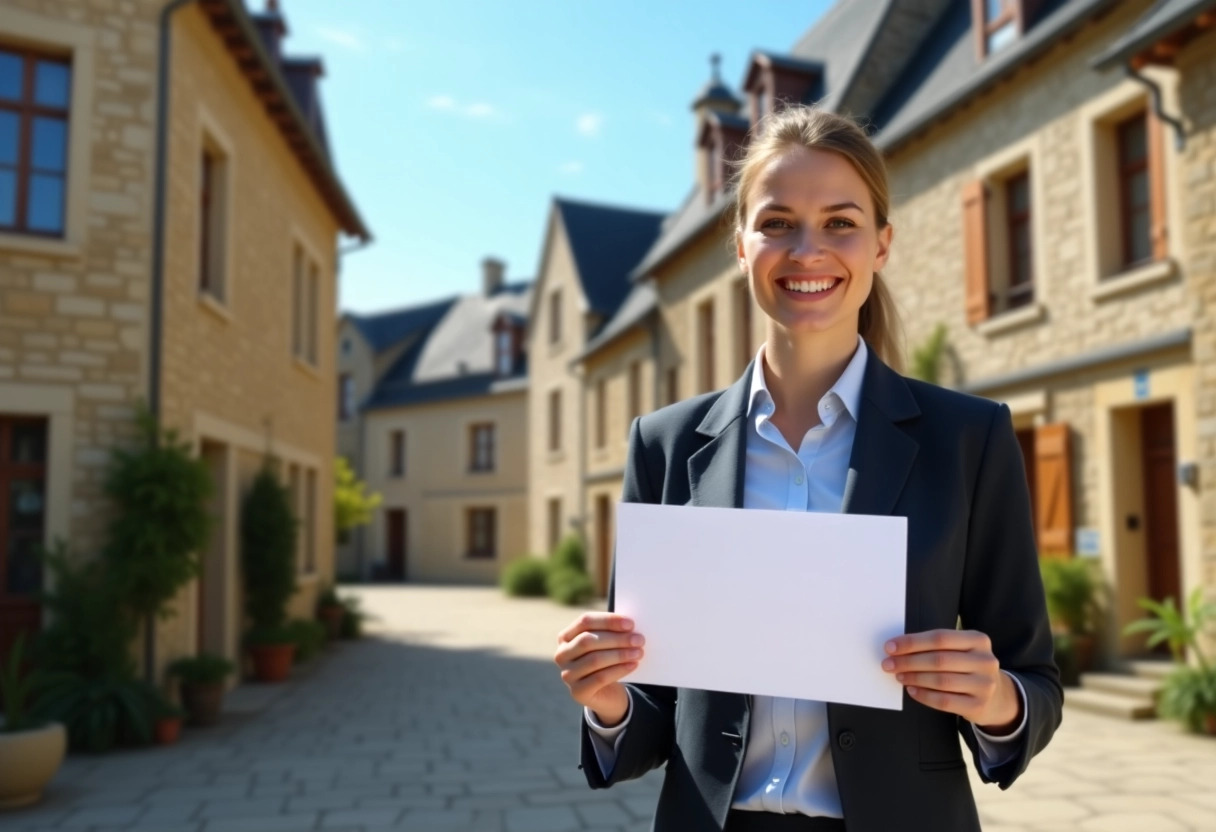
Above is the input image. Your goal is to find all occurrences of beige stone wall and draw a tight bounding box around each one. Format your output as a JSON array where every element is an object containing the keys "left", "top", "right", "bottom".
[
  {"left": 1177, "top": 31, "right": 1216, "bottom": 624},
  {"left": 364, "top": 391, "right": 528, "bottom": 583},
  {"left": 0, "top": 0, "right": 162, "bottom": 557},
  {"left": 584, "top": 327, "right": 654, "bottom": 479},
  {"left": 154, "top": 6, "right": 343, "bottom": 668},
  {"left": 527, "top": 214, "right": 591, "bottom": 556}
]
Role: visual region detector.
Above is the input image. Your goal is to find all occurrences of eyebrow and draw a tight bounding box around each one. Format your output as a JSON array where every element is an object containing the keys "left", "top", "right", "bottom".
[{"left": 757, "top": 201, "right": 865, "bottom": 214}]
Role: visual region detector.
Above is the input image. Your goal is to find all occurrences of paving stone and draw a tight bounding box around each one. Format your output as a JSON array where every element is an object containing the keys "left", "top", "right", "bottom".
[
  {"left": 1078, "top": 813, "right": 1188, "bottom": 832},
  {"left": 503, "top": 806, "right": 581, "bottom": 832},
  {"left": 395, "top": 808, "right": 477, "bottom": 829},
  {"left": 318, "top": 807, "right": 405, "bottom": 828},
  {"left": 576, "top": 801, "right": 634, "bottom": 826},
  {"left": 58, "top": 805, "right": 146, "bottom": 826}
]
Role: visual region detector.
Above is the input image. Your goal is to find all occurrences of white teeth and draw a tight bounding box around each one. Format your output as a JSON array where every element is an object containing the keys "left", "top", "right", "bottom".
[{"left": 784, "top": 279, "right": 836, "bottom": 293}]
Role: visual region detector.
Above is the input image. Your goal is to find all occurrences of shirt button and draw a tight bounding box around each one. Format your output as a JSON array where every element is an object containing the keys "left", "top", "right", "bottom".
[
  {"left": 794, "top": 474, "right": 804, "bottom": 485},
  {"left": 780, "top": 732, "right": 790, "bottom": 747}
]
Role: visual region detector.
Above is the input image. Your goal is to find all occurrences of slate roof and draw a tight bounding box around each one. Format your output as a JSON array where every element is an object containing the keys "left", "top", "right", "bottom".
[
  {"left": 363, "top": 282, "right": 532, "bottom": 411},
  {"left": 1091, "top": 0, "right": 1216, "bottom": 69},
  {"left": 576, "top": 281, "right": 659, "bottom": 362},
  {"left": 554, "top": 198, "right": 666, "bottom": 320},
  {"left": 346, "top": 296, "right": 457, "bottom": 353}
]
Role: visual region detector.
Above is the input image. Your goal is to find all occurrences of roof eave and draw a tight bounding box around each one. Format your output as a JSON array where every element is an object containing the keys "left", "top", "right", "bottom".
[{"left": 1091, "top": 0, "right": 1216, "bottom": 70}]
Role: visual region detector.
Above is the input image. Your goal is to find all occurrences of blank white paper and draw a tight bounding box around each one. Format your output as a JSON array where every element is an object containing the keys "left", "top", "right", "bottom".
[{"left": 614, "top": 502, "right": 907, "bottom": 710}]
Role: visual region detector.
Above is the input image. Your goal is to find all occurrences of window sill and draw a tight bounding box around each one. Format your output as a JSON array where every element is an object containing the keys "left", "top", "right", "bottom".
[
  {"left": 293, "top": 356, "right": 321, "bottom": 379},
  {"left": 198, "top": 291, "right": 233, "bottom": 323},
  {"left": 467, "top": 468, "right": 495, "bottom": 475},
  {"left": 976, "top": 302, "right": 1045, "bottom": 337},
  {"left": 0, "top": 232, "right": 81, "bottom": 260},
  {"left": 1090, "top": 258, "right": 1176, "bottom": 302}
]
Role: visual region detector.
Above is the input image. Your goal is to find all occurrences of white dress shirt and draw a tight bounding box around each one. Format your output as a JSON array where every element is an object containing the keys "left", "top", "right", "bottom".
[{"left": 587, "top": 337, "right": 1027, "bottom": 817}]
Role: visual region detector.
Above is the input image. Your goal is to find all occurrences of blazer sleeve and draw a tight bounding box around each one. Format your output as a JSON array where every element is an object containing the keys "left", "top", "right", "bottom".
[
  {"left": 957, "top": 403, "right": 1064, "bottom": 789},
  {"left": 580, "top": 416, "right": 678, "bottom": 788}
]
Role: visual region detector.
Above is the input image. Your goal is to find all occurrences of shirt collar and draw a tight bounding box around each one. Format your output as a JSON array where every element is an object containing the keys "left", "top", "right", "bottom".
[{"left": 747, "top": 335, "right": 868, "bottom": 426}]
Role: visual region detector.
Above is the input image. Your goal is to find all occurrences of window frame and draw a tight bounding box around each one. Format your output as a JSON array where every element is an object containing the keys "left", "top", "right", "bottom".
[
  {"left": 389, "top": 429, "right": 405, "bottom": 478},
  {"left": 468, "top": 422, "right": 495, "bottom": 473},
  {"left": 594, "top": 377, "right": 607, "bottom": 450},
  {"left": 548, "top": 288, "right": 562, "bottom": 345},
  {"left": 338, "top": 372, "right": 355, "bottom": 421},
  {"left": 1004, "top": 169, "right": 1033, "bottom": 311},
  {"left": 548, "top": 388, "right": 562, "bottom": 453},
  {"left": 1115, "top": 111, "right": 1152, "bottom": 271},
  {"left": 697, "top": 298, "right": 715, "bottom": 394},
  {"left": 0, "top": 45, "right": 72, "bottom": 238},
  {"left": 466, "top": 507, "right": 497, "bottom": 559}
]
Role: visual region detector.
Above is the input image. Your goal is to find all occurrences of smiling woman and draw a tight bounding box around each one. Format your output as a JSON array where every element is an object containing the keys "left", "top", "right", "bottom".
[{"left": 553, "top": 105, "right": 1062, "bottom": 832}]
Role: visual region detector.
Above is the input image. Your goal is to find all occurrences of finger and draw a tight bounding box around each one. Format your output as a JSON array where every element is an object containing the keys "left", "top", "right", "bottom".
[
  {"left": 561, "top": 647, "right": 644, "bottom": 686},
  {"left": 555, "top": 631, "right": 644, "bottom": 666},
  {"left": 895, "top": 671, "right": 993, "bottom": 697},
  {"left": 557, "top": 612, "right": 634, "bottom": 644},
  {"left": 886, "top": 629, "right": 990, "bottom": 656},
  {"left": 883, "top": 649, "right": 998, "bottom": 676},
  {"left": 569, "top": 661, "right": 639, "bottom": 702},
  {"left": 905, "top": 685, "right": 979, "bottom": 717}
]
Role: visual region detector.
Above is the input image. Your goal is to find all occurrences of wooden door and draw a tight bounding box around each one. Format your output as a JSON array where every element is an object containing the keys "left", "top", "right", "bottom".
[
  {"left": 0, "top": 417, "right": 48, "bottom": 669},
  {"left": 386, "top": 509, "right": 406, "bottom": 581},
  {"left": 1141, "top": 403, "right": 1181, "bottom": 606},
  {"left": 596, "top": 495, "right": 612, "bottom": 597}
]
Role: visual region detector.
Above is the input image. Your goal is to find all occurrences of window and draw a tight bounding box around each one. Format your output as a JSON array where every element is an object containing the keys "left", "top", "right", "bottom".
[
  {"left": 548, "top": 289, "right": 562, "bottom": 345},
  {"left": 594, "top": 378, "right": 606, "bottom": 449},
  {"left": 698, "top": 299, "right": 715, "bottom": 393},
  {"left": 292, "top": 244, "right": 320, "bottom": 365},
  {"left": 199, "top": 143, "right": 228, "bottom": 300},
  {"left": 735, "top": 278, "right": 752, "bottom": 373},
  {"left": 962, "top": 162, "right": 1036, "bottom": 324},
  {"left": 389, "top": 429, "right": 405, "bottom": 477},
  {"left": 495, "top": 328, "right": 513, "bottom": 375},
  {"left": 666, "top": 366, "right": 680, "bottom": 406},
  {"left": 1116, "top": 112, "right": 1152, "bottom": 269},
  {"left": 548, "top": 389, "right": 562, "bottom": 452},
  {"left": 1004, "top": 171, "right": 1033, "bottom": 310},
  {"left": 547, "top": 497, "right": 562, "bottom": 553},
  {"left": 469, "top": 423, "right": 495, "bottom": 472},
  {"left": 467, "top": 508, "right": 496, "bottom": 558},
  {"left": 627, "top": 361, "right": 642, "bottom": 433},
  {"left": 338, "top": 373, "right": 355, "bottom": 421},
  {"left": 0, "top": 47, "right": 70, "bottom": 237},
  {"left": 303, "top": 468, "right": 317, "bottom": 574},
  {"left": 976, "top": 0, "right": 1018, "bottom": 56},
  {"left": 0, "top": 417, "right": 49, "bottom": 600}
]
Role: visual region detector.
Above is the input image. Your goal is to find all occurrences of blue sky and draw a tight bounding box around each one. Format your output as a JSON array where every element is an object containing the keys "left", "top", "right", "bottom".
[{"left": 274, "top": 1, "right": 835, "bottom": 314}]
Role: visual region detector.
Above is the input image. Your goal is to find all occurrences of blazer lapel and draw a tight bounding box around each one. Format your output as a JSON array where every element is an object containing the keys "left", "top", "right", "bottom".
[{"left": 841, "top": 353, "right": 920, "bottom": 517}]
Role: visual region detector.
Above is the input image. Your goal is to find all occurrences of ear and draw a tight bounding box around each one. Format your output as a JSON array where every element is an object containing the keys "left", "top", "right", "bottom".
[
  {"left": 874, "top": 223, "right": 893, "bottom": 272},
  {"left": 735, "top": 229, "right": 747, "bottom": 273}
]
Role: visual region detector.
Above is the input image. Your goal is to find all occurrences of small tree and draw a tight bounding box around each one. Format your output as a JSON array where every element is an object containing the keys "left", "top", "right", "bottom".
[
  {"left": 241, "top": 462, "right": 298, "bottom": 639},
  {"left": 102, "top": 406, "right": 212, "bottom": 681},
  {"left": 910, "top": 323, "right": 948, "bottom": 385},
  {"left": 334, "top": 456, "right": 381, "bottom": 544}
]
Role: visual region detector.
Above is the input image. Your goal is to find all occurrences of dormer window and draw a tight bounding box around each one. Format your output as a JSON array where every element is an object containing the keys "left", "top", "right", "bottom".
[
  {"left": 492, "top": 315, "right": 521, "bottom": 376},
  {"left": 975, "top": 0, "right": 1021, "bottom": 57},
  {"left": 698, "top": 114, "right": 748, "bottom": 202},
  {"left": 743, "top": 52, "right": 821, "bottom": 124}
]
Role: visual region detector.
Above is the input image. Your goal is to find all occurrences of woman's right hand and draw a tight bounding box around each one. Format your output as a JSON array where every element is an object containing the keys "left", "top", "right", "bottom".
[{"left": 554, "top": 612, "right": 645, "bottom": 727}]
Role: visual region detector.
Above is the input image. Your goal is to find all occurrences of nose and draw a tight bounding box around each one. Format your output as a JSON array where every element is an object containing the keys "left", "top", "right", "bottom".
[{"left": 787, "top": 226, "right": 826, "bottom": 263}]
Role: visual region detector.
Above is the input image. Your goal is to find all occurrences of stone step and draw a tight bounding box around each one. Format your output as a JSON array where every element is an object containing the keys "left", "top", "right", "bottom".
[
  {"left": 1080, "top": 672, "right": 1164, "bottom": 700},
  {"left": 1126, "top": 660, "right": 1176, "bottom": 681},
  {"left": 1065, "top": 688, "right": 1157, "bottom": 720}
]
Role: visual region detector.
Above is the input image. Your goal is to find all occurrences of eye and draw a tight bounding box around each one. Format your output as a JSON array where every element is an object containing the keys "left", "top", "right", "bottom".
[
  {"left": 826, "top": 217, "right": 856, "bottom": 229},
  {"left": 759, "top": 217, "right": 793, "bottom": 230}
]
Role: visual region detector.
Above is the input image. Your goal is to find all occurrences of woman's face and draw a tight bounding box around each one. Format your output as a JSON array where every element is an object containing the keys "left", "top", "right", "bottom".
[{"left": 736, "top": 146, "right": 892, "bottom": 343}]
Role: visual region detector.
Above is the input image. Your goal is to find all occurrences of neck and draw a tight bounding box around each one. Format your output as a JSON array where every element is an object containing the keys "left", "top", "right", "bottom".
[{"left": 761, "top": 325, "right": 859, "bottom": 427}]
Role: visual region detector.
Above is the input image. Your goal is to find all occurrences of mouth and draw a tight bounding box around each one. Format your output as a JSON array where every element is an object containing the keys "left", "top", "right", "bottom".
[{"left": 776, "top": 276, "right": 843, "bottom": 299}]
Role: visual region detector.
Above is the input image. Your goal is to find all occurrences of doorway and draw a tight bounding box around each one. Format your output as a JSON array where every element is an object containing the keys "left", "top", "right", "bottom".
[
  {"left": 386, "top": 508, "right": 407, "bottom": 581},
  {"left": 1140, "top": 403, "right": 1181, "bottom": 608},
  {"left": 0, "top": 417, "right": 47, "bottom": 669}
]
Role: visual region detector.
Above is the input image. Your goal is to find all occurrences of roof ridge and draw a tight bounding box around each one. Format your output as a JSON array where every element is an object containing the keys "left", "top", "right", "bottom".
[{"left": 554, "top": 194, "right": 667, "bottom": 219}]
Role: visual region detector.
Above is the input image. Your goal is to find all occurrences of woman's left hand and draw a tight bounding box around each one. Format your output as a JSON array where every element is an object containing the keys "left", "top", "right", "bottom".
[{"left": 881, "top": 629, "right": 1022, "bottom": 734}]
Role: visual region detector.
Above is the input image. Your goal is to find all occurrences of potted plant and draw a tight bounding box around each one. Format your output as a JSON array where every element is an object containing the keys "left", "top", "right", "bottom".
[
  {"left": 241, "top": 463, "right": 299, "bottom": 682},
  {"left": 167, "top": 653, "right": 234, "bottom": 726},
  {"left": 1040, "top": 557, "right": 1100, "bottom": 672},
  {"left": 316, "top": 585, "right": 346, "bottom": 641},
  {"left": 0, "top": 636, "right": 65, "bottom": 809},
  {"left": 339, "top": 595, "right": 366, "bottom": 640},
  {"left": 153, "top": 695, "right": 186, "bottom": 745},
  {"left": 1124, "top": 588, "right": 1216, "bottom": 735}
]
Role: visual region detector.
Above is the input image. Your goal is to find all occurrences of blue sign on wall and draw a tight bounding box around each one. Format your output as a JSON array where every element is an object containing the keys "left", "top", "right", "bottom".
[
  {"left": 1134, "top": 370, "right": 1150, "bottom": 401},
  {"left": 1075, "top": 528, "right": 1100, "bottom": 558}
]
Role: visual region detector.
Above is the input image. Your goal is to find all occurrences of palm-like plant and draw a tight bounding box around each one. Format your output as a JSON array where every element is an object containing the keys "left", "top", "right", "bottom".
[{"left": 1123, "top": 588, "right": 1215, "bottom": 668}]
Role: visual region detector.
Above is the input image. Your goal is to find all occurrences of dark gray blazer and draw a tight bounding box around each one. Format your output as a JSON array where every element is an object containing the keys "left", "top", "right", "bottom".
[{"left": 579, "top": 349, "right": 1062, "bottom": 832}]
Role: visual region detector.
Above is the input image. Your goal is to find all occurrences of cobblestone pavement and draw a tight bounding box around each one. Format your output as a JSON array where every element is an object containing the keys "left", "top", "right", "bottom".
[{"left": 7, "top": 585, "right": 1216, "bottom": 832}]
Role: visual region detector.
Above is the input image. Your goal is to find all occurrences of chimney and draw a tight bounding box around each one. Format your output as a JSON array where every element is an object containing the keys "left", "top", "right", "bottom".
[
  {"left": 252, "top": 0, "right": 287, "bottom": 60},
  {"left": 481, "top": 257, "right": 505, "bottom": 295}
]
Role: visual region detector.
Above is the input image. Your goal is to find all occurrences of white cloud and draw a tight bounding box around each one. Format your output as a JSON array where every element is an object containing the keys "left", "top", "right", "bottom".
[
  {"left": 559, "top": 161, "right": 584, "bottom": 175},
  {"left": 314, "top": 25, "right": 365, "bottom": 52},
  {"left": 465, "top": 102, "right": 497, "bottom": 119},
  {"left": 575, "top": 112, "right": 603, "bottom": 137},
  {"left": 427, "top": 95, "right": 458, "bottom": 111}
]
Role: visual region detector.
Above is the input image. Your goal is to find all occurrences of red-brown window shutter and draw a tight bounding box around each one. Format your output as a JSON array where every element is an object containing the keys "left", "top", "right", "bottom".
[
  {"left": 1034, "top": 422, "right": 1073, "bottom": 556},
  {"left": 962, "top": 180, "right": 990, "bottom": 325},
  {"left": 1147, "top": 108, "right": 1168, "bottom": 261}
]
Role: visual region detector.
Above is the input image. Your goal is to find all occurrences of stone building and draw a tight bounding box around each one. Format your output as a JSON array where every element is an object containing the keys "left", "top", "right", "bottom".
[
  {"left": 336, "top": 258, "right": 532, "bottom": 583},
  {"left": 0, "top": 0, "right": 368, "bottom": 677},
  {"left": 561, "top": 0, "right": 1216, "bottom": 697}
]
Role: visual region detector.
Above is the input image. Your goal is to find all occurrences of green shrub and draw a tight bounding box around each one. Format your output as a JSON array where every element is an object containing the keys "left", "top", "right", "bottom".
[
  {"left": 285, "top": 619, "right": 327, "bottom": 664},
  {"left": 547, "top": 566, "right": 594, "bottom": 606},
  {"left": 1039, "top": 557, "right": 1099, "bottom": 635},
  {"left": 1158, "top": 666, "right": 1216, "bottom": 734},
  {"left": 241, "top": 463, "right": 298, "bottom": 636},
  {"left": 33, "top": 672, "right": 158, "bottom": 753},
  {"left": 340, "top": 596, "right": 365, "bottom": 639},
  {"left": 502, "top": 557, "right": 550, "bottom": 597},
  {"left": 167, "top": 653, "right": 234, "bottom": 686},
  {"left": 552, "top": 534, "right": 587, "bottom": 573}
]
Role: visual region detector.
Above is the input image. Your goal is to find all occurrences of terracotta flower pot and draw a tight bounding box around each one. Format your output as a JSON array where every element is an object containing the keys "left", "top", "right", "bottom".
[
  {"left": 1071, "top": 633, "right": 1096, "bottom": 673},
  {"left": 180, "top": 682, "right": 225, "bottom": 727},
  {"left": 1203, "top": 713, "right": 1216, "bottom": 737},
  {"left": 318, "top": 605, "right": 345, "bottom": 641},
  {"left": 154, "top": 716, "right": 182, "bottom": 745},
  {"left": 0, "top": 722, "right": 66, "bottom": 809},
  {"left": 248, "top": 643, "right": 295, "bottom": 683}
]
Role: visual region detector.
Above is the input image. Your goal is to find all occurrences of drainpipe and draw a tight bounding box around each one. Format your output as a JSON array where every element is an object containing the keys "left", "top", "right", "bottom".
[
  {"left": 1125, "top": 65, "right": 1186, "bottom": 151},
  {"left": 144, "top": 0, "right": 194, "bottom": 684}
]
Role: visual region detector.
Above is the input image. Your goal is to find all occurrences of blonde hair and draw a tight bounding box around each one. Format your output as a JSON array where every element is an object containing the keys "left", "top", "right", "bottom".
[{"left": 732, "top": 106, "right": 904, "bottom": 372}]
